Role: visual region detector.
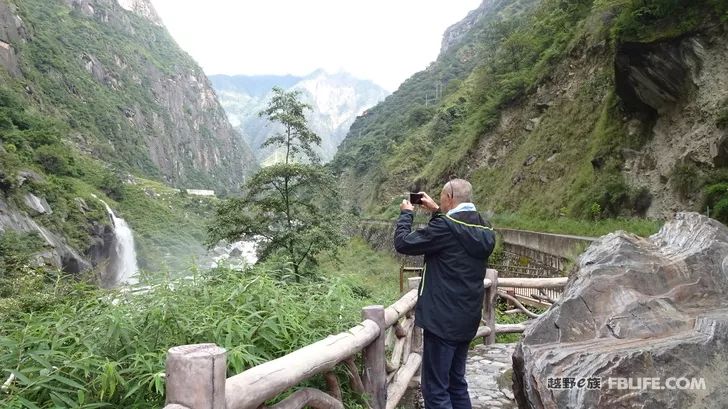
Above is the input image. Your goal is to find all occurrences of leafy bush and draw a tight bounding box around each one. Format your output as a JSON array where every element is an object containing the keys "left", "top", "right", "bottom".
[
  {"left": 631, "top": 187, "right": 653, "bottom": 217},
  {"left": 99, "top": 173, "right": 125, "bottom": 201},
  {"left": 0, "top": 232, "right": 45, "bottom": 279},
  {"left": 610, "top": 0, "right": 727, "bottom": 42},
  {"left": 34, "top": 144, "right": 75, "bottom": 176},
  {"left": 670, "top": 162, "right": 701, "bottom": 199},
  {"left": 703, "top": 183, "right": 728, "bottom": 223},
  {"left": 718, "top": 102, "right": 728, "bottom": 129}
]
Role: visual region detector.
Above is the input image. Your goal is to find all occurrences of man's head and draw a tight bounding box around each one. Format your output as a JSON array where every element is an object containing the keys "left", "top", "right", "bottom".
[{"left": 439, "top": 178, "right": 473, "bottom": 213}]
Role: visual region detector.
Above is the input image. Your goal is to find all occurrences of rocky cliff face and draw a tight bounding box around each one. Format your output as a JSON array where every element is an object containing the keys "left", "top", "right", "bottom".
[
  {"left": 440, "top": 0, "right": 489, "bottom": 53},
  {"left": 618, "top": 33, "right": 728, "bottom": 217},
  {"left": 211, "top": 70, "right": 389, "bottom": 163},
  {"left": 1, "top": 0, "right": 255, "bottom": 190},
  {"left": 115, "top": 0, "right": 162, "bottom": 24},
  {"left": 0, "top": 0, "right": 255, "bottom": 277},
  {"left": 331, "top": 0, "right": 728, "bottom": 222}
]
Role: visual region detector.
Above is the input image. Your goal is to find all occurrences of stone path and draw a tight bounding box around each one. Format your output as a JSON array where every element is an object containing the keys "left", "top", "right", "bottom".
[
  {"left": 466, "top": 343, "right": 517, "bottom": 409},
  {"left": 410, "top": 343, "right": 517, "bottom": 409}
]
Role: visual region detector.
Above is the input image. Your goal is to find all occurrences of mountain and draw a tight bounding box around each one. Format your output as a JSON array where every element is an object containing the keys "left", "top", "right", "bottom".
[
  {"left": 1, "top": 0, "right": 256, "bottom": 190},
  {"left": 211, "top": 70, "right": 389, "bottom": 163},
  {"left": 331, "top": 0, "right": 728, "bottom": 223},
  {"left": 0, "top": 0, "right": 256, "bottom": 275}
]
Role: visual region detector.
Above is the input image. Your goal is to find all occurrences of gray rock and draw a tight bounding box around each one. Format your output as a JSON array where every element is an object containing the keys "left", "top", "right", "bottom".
[
  {"left": 535, "top": 101, "right": 553, "bottom": 112},
  {"left": 524, "top": 118, "right": 540, "bottom": 132},
  {"left": 513, "top": 212, "right": 728, "bottom": 409},
  {"left": 74, "top": 197, "right": 90, "bottom": 214},
  {"left": 523, "top": 155, "right": 538, "bottom": 166},
  {"left": 710, "top": 133, "right": 728, "bottom": 167},
  {"left": 23, "top": 193, "right": 52, "bottom": 215},
  {"left": 229, "top": 247, "right": 243, "bottom": 257},
  {"left": 615, "top": 37, "right": 703, "bottom": 116},
  {"left": 0, "top": 197, "right": 96, "bottom": 274},
  {"left": 16, "top": 170, "right": 42, "bottom": 186}
]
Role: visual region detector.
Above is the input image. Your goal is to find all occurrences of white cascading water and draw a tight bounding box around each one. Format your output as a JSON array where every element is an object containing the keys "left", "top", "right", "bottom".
[{"left": 95, "top": 196, "right": 139, "bottom": 286}]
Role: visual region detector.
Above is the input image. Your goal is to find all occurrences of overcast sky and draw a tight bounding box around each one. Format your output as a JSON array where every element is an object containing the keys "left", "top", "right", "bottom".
[{"left": 149, "top": 0, "right": 482, "bottom": 91}]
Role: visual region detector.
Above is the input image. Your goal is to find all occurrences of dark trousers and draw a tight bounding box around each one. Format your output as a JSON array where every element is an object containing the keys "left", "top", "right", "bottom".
[{"left": 421, "top": 330, "right": 472, "bottom": 409}]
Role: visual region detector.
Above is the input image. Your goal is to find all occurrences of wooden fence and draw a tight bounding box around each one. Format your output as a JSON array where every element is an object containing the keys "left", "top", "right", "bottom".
[{"left": 161, "top": 270, "right": 567, "bottom": 409}]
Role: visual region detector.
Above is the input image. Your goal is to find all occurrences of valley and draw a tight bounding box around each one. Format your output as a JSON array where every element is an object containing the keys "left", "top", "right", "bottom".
[{"left": 1, "top": 0, "right": 727, "bottom": 407}]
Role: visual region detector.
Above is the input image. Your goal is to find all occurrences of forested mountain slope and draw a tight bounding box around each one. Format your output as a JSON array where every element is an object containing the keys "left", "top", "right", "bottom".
[
  {"left": 332, "top": 0, "right": 728, "bottom": 223},
  {"left": 1, "top": 0, "right": 255, "bottom": 189},
  {"left": 0, "top": 0, "right": 254, "bottom": 275}
]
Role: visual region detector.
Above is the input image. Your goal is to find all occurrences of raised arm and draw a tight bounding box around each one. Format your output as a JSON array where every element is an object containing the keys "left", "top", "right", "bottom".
[{"left": 394, "top": 210, "right": 449, "bottom": 256}]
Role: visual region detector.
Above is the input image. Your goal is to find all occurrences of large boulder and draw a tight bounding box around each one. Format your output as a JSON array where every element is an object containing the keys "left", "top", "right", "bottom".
[{"left": 513, "top": 212, "right": 728, "bottom": 409}]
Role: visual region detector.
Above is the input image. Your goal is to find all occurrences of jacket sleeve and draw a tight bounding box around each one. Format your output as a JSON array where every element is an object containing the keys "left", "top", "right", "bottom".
[{"left": 394, "top": 211, "right": 450, "bottom": 256}]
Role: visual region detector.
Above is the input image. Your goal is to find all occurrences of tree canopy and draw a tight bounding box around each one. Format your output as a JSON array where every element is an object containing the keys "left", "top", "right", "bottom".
[{"left": 208, "top": 88, "right": 343, "bottom": 279}]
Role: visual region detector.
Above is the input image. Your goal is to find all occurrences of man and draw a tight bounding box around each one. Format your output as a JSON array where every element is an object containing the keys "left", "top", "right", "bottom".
[{"left": 394, "top": 179, "right": 495, "bottom": 409}]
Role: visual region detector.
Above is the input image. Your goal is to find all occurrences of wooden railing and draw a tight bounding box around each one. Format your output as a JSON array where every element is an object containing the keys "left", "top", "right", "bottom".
[{"left": 161, "top": 270, "right": 567, "bottom": 409}]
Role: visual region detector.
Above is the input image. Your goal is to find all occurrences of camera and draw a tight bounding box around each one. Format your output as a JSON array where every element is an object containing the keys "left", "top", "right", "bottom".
[{"left": 409, "top": 193, "right": 423, "bottom": 205}]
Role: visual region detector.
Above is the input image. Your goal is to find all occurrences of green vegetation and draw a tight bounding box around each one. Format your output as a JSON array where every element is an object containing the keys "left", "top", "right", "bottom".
[
  {"left": 0, "top": 233, "right": 44, "bottom": 278},
  {"left": 331, "top": 0, "right": 728, "bottom": 235},
  {"left": 0, "top": 87, "right": 111, "bottom": 249},
  {"left": 209, "top": 88, "right": 343, "bottom": 279},
  {"left": 491, "top": 212, "right": 662, "bottom": 237},
  {"left": 0, "top": 265, "right": 389, "bottom": 408},
  {"left": 670, "top": 162, "right": 702, "bottom": 199},
  {"left": 10, "top": 0, "right": 176, "bottom": 182},
  {"left": 494, "top": 303, "right": 540, "bottom": 344},
  {"left": 1, "top": 83, "right": 211, "bottom": 273},
  {"left": 718, "top": 98, "right": 728, "bottom": 129},
  {"left": 0, "top": 226, "right": 403, "bottom": 408},
  {"left": 608, "top": 0, "right": 728, "bottom": 42},
  {"left": 117, "top": 179, "right": 217, "bottom": 272},
  {"left": 701, "top": 169, "right": 728, "bottom": 224},
  {"left": 317, "top": 237, "right": 401, "bottom": 301}
]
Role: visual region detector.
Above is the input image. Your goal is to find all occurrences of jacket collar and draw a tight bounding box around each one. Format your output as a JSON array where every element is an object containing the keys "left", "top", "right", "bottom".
[{"left": 446, "top": 202, "right": 477, "bottom": 216}]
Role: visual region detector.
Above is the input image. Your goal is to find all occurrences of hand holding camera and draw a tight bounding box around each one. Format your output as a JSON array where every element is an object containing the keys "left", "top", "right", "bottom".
[{"left": 404, "top": 191, "right": 439, "bottom": 213}]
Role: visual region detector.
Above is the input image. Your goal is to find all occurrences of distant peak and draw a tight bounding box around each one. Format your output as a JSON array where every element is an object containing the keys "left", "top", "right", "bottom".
[
  {"left": 116, "top": 0, "right": 163, "bottom": 26},
  {"left": 440, "top": 0, "right": 489, "bottom": 54},
  {"left": 305, "top": 68, "right": 329, "bottom": 78}
]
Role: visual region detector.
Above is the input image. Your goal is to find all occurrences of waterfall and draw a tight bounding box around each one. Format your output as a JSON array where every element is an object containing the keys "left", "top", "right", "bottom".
[{"left": 94, "top": 196, "right": 139, "bottom": 287}]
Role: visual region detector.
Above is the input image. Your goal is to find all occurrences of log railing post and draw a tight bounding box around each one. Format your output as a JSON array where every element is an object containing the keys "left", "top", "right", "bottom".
[
  {"left": 483, "top": 269, "right": 498, "bottom": 345},
  {"left": 165, "top": 343, "right": 227, "bottom": 409},
  {"left": 407, "top": 277, "right": 423, "bottom": 378},
  {"left": 362, "top": 305, "right": 386, "bottom": 409}
]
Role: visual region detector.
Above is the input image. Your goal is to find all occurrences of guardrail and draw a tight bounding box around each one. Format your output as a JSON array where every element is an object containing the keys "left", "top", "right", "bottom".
[{"left": 161, "top": 270, "right": 567, "bottom": 409}]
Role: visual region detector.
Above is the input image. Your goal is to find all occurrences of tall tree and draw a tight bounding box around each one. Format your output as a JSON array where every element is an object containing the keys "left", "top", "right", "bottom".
[{"left": 208, "top": 87, "right": 343, "bottom": 280}]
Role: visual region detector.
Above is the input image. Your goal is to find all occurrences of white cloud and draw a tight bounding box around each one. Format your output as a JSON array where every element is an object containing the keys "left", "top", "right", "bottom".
[{"left": 149, "top": 0, "right": 482, "bottom": 91}]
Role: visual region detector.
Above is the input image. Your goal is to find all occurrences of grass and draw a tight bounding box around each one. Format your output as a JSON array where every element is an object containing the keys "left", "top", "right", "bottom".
[
  {"left": 0, "top": 234, "right": 405, "bottom": 408},
  {"left": 0, "top": 265, "right": 388, "bottom": 408},
  {"left": 317, "top": 237, "right": 401, "bottom": 303},
  {"left": 491, "top": 212, "right": 663, "bottom": 238},
  {"left": 333, "top": 0, "right": 728, "bottom": 238}
]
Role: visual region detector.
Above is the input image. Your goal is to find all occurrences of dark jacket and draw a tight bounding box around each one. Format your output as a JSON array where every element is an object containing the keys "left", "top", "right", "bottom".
[{"left": 394, "top": 209, "right": 495, "bottom": 342}]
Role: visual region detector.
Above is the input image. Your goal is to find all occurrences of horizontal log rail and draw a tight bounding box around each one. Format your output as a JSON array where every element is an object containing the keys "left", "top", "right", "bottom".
[
  {"left": 497, "top": 277, "right": 567, "bottom": 288},
  {"left": 162, "top": 270, "right": 567, "bottom": 409},
  {"left": 225, "top": 320, "right": 381, "bottom": 409}
]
